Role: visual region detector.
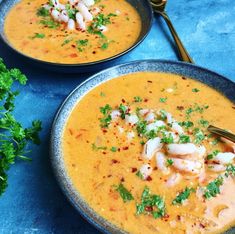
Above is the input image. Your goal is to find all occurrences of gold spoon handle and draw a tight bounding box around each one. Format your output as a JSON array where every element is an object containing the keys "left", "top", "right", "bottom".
[
  {"left": 155, "top": 10, "right": 194, "bottom": 64},
  {"left": 207, "top": 125, "right": 235, "bottom": 143}
]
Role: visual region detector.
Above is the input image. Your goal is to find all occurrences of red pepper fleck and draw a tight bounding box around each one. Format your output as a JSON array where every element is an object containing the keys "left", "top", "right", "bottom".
[
  {"left": 111, "top": 159, "right": 120, "bottom": 164},
  {"left": 147, "top": 80, "right": 153, "bottom": 83},
  {"left": 200, "top": 223, "right": 206, "bottom": 229},
  {"left": 120, "top": 177, "right": 125, "bottom": 182},
  {"left": 102, "top": 152, "right": 107, "bottom": 155},
  {"left": 102, "top": 129, "right": 107, "bottom": 133},
  {"left": 122, "top": 146, "right": 129, "bottom": 150},
  {"left": 146, "top": 176, "right": 152, "bottom": 181},
  {"left": 75, "top": 134, "right": 82, "bottom": 139},
  {"left": 144, "top": 98, "right": 148, "bottom": 103},
  {"left": 131, "top": 167, "right": 137, "bottom": 173},
  {"left": 107, "top": 174, "right": 112, "bottom": 178},
  {"left": 182, "top": 76, "right": 187, "bottom": 80},
  {"left": 153, "top": 167, "right": 158, "bottom": 170},
  {"left": 177, "top": 106, "right": 184, "bottom": 111},
  {"left": 69, "top": 128, "right": 73, "bottom": 135},
  {"left": 121, "top": 98, "right": 126, "bottom": 103},
  {"left": 145, "top": 206, "right": 153, "bottom": 212},
  {"left": 177, "top": 215, "right": 181, "bottom": 221},
  {"left": 70, "top": 53, "right": 78, "bottom": 58},
  {"left": 232, "top": 106, "right": 235, "bottom": 109}
]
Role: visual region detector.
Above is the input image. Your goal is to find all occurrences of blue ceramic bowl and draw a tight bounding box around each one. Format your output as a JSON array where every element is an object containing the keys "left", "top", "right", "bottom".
[
  {"left": 50, "top": 60, "right": 235, "bottom": 233},
  {"left": 0, "top": 0, "right": 153, "bottom": 73}
]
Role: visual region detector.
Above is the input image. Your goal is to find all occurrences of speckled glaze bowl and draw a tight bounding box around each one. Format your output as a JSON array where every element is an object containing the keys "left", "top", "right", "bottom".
[
  {"left": 50, "top": 60, "right": 235, "bottom": 234},
  {"left": 0, "top": 0, "right": 153, "bottom": 73}
]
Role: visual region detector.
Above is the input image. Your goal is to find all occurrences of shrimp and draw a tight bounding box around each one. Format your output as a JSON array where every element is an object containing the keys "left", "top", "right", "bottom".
[
  {"left": 67, "top": 19, "right": 75, "bottom": 30},
  {"left": 139, "top": 164, "right": 152, "bottom": 180},
  {"left": 110, "top": 110, "right": 121, "bottom": 120},
  {"left": 221, "top": 137, "right": 235, "bottom": 153},
  {"left": 76, "top": 2, "right": 93, "bottom": 22},
  {"left": 207, "top": 164, "right": 226, "bottom": 172},
  {"left": 75, "top": 12, "right": 86, "bottom": 30},
  {"left": 82, "top": 0, "right": 95, "bottom": 7},
  {"left": 171, "top": 122, "right": 184, "bottom": 135},
  {"left": 166, "top": 173, "right": 182, "bottom": 187},
  {"left": 142, "top": 137, "right": 163, "bottom": 160},
  {"left": 169, "top": 158, "right": 203, "bottom": 174},
  {"left": 144, "top": 112, "right": 155, "bottom": 123},
  {"left": 125, "top": 114, "right": 138, "bottom": 125},
  {"left": 59, "top": 10, "right": 69, "bottom": 23},
  {"left": 155, "top": 152, "right": 170, "bottom": 175},
  {"left": 167, "top": 143, "right": 198, "bottom": 155},
  {"left": 146, "top": 120, "right": 165, "bottom": 132},
  {"left": 51, "top": 9, "right": 60, "bottom": 21},
  {"left": 213, "top": 152, "right": 235, "bottom": 165}
]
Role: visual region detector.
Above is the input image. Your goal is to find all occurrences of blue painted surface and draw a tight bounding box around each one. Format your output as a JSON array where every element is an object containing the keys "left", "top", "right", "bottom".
[{"left": 0, "top": 0, "right": 234, "bottom": 233}]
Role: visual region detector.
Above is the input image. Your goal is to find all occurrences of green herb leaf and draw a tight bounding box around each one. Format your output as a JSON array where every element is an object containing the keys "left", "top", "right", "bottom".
[
  {"left": 136, "top": 187, "right": 166, "bottom": 219},
  {"left": 0, "top": 58, "right": 42, "bottom": 196},
  {"left": 92, "top": 143, "right": 107, "bottom": 151},
  {"left": 204, "top": 176, "right": 223, "bottom": 199},
  {"left": 225, "top": 164, "right": 235, "bottom": 177},
  {"left": 161, "top": 132, "right": 174, "bottom": 144},
  {"left": 37, "top": 7, "right": 50, "bottom": 17},
  {"left": 118, "top": 104, "right": 127, "bottom": 119},
  {"left": 193, "top": 128, "right": 205, "bottom": 144},
  {"left": 61, "top": 38, "right": 73, "bottom": 46},
  {"left": 192, "top": 88, "right": 200, "bottom": 92},
  {"left": 110, "top": 146, "right": 117, "bottom": 152},
  {"left": 115, "top": 183, "right": 134, "bottom": 202},
  {"left": 199, "top": 119, "right": 209, "bottom": 127},
  {"left": 134, "top": 96, "right": 142, "bottom": 102},
  {"left": 179, "top": 135, "right": 191, "bottom": 143},
  {"left": 206, "top": 150, "right": 220, "bottom": 160},
  {"left": 30, "top": 33, "right": 45, "bottom": 39},
  {"left": 136, "top": 170, "right": 144, "bottom": 179},
  {"left": 179, "top": 121, "right": 194, "bottom": 129},
  {"left": 172, "top": 187, "right": 195, "bottom": 205},
  {"left": 39, "top": 19, "right": 60, "bottom": 29},
  {"left": 159, "top": 97, "right": 167, "bottom": 103},
  {"left": 166, "top": 159, "right": 174, "bottom": 167}
]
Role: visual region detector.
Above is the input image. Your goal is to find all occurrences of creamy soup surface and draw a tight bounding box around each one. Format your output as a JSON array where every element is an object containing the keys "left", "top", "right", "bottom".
[
  {"left": 63, "top": 72, "right": 235, "bottom": 234},
  {"left": 4, "top": 0, "right": 141, "bottom": 64}
]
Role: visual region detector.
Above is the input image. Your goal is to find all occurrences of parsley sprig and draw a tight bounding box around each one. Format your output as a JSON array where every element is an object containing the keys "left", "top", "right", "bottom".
[
  {"left": 136, "top": 187, "right": 166, "bottom": 219},
  {"left": 0, "top": 58, "right": 42, "bottom": 195}
]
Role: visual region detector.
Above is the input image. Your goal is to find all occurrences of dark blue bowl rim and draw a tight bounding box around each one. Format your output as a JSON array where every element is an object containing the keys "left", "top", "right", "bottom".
[
  {"left": 50, "top": 59, "right": 235, "bottom": 234},
  {"left": 0, "top": 0, "right": 153, "bottom": 68}
]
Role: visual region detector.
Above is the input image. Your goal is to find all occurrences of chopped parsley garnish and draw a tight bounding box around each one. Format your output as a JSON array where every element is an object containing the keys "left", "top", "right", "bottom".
[
  {"left": 92, "top": 143, "right": 107, "bottom": 151},
  {"left": 186, "top": 104, "right": 209, "bottom": 118},
  {"left": 179, "top": 121, "right": 194, "bottom": 129},
  {"left": 136, "top": 171, "right": 144, "bottom": 179},
  {"left": 37, "top": 7, "right": 49, "bottom": 17},
  {"left": 193, "top": 128, "right": 205, "bottom": 144},
  {"left": 99, "top": 104, "right": 112, "bottom": 128},
  {"left": 172, "top": 187, "right": 195, "bottom": 205},
  {"left": 136, "top": 187, "right": 166, "bottom": 219},
  {"left": 136, "top": 120, "right": 147, "bottom": 135},
  {"left": 161, "top": 133, "right": 174, "bottom": 144},
  {"left": 119, "top": 104, "right": 127, "bottom": 119},
  {"left": 199, "top": 119, "right": 209, "bottom": 127},
  {"left": 159, "top": 97, "right": 167, "bottom": 103},
  {"left": 204, "top": 176, "right": 223, "bottom": 199},
  {"left": 30, "top": 33, "right": 45, "bottom": 39},
  {"left": 206, "top": 150, "right": 220, "bottom": 160},
  {"left": 100, "top": 92, "right": 106, "bottom": 97},
  {"left": 225, "top": 164, "right": 235, "bottom": 177},
  {"left": 146, "top": 130, "right": 157, "bottom": 139},
  {"left": 166, "top": 159, "right": 174, "bottom": 167},
  {"left": 101, "top": 42, "right": 109, "bottom": 50},
  {"left": 115, "top": 183, "right": 134, "bottom": 203},
  {"left": 39, "top": 19, "right": 60, "bottom": 29},
  {"left": 61, "top": 38, "right": 73, "bottom": 46},
  {"left": 65, "top": 4, "right": 77, "bottom": 20},
  {"left": 110, "top": 146, "right": 117, "bottom": 152},
  {"left": 159, "top": 109, "right": 167, "bottom": 120},
  {"left": 134, "top": 96, "right": 142, "bottom": 102},
  {"left": 192, "top": 88, "right": 200, "bottom": 92},
  {"left": 179, "top": 135, "right": 191, "bottom": 143},
  {"left": 76, "top": 39, "right": 89, "bottom": 52},
  {"left": 0, "top": 58, "right": 42, "bottom": 196}
]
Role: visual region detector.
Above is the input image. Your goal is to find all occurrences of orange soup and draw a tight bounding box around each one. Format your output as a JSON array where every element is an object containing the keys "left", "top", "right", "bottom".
[
  {"left": 4, "top": 0, "right": 141, "bottom": 64},
  {"left": 63, "top": 72, "right": 235, "bottom": 233}
]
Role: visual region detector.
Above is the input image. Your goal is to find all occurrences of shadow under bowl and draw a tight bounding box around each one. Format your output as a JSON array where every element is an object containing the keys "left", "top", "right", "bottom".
[
  {"left": 50, "top": 59, "right": 235, "bottom": 234},
  {"left": 0, "top": 0, "right": 153, "bottom": 73}
]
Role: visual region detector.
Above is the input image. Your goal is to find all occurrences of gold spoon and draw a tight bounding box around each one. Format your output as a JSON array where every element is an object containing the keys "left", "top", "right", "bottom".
[
  {"left": 207, "top": 125, "right": 235, "bottom": 143},
  {"left": 150, "top": 0, "right": 194, "bottom": 63}
]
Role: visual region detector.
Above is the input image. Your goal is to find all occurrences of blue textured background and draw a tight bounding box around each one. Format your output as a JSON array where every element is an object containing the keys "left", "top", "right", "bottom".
[{"left": 0, "top": 0, "right": 235, "bottom": 233}]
